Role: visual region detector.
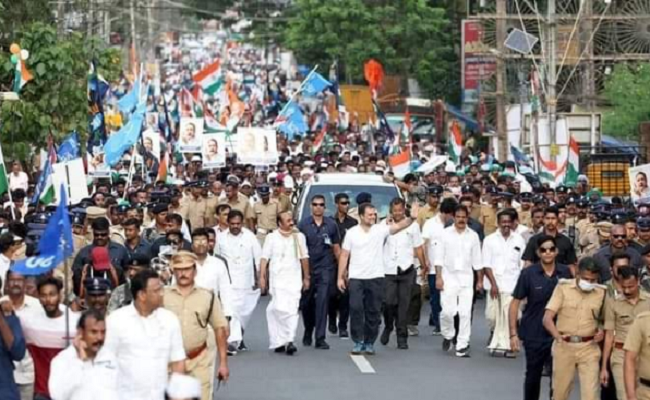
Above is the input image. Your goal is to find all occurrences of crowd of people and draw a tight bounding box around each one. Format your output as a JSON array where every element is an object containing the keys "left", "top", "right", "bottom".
[{"left": 2, "top": 39, "right": 650, "bottom": 400}]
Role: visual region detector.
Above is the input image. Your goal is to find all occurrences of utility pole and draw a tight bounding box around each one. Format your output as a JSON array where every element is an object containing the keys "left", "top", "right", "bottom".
[
  {"left": 130, "top": 0, "right": 138, "bottom": 74},
  {"left": 147, "top": 0, "right": 157, "bottom": 62},
  {"left": 495, "top": 0, "right": 508, "bottom": 162},
  {"left": 547, "top": 0, "right": 558, "bottom": 163},
  {"left": 57, "top": 0, "right": 66, "bottom": 36}
]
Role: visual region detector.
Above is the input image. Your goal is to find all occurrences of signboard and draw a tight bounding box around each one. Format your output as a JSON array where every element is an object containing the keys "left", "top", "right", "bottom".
[
  {"left": 52, "top": 158, "right": 89, "bottom": 204},
  {"left": 557, "top": 25, "right": 581, "bottom": 66},
  {"left": 179, "top": 117, "right": 204, "bottom": 153},
  {"left": 629, "top": 164, "right": 650, "bottom": 202},
  {"left": 461, "top": 20, "right": 497, "bottom": 105},
  {"left": 236, "top": 127, "right": 278, "bottom": 165}
]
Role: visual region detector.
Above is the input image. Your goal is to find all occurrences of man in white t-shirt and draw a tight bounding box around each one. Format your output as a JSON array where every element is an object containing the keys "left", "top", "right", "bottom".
[
  {"left": 337, "top": 201, "right": 418, "bottom": 356},
  {"left": 103, "top": 269, "right": 185, "bottom": 400},
  {"left": 421, "top": 198, "right": 457, "bottom": 336}
]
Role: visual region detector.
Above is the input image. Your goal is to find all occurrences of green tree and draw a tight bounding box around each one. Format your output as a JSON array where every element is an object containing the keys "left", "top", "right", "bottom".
[
  {"left": 603, "top": 63, "right": 650, "bottom": 139},
  {"left": 0, "top": 23, "right": 121, "bottom": 161},
  {"left": 281, "top": 0, "right": 458, "bottom": 101},
  {"left": 0, "top": 0, "right": 53, "bottom": 37}
]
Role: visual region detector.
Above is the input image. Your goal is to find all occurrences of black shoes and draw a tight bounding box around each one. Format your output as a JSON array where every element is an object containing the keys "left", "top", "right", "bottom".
[
  {"left": 442, "top": 338, "right": 452, "bottom": 352},
  {"left": 274, "top": 346, "right": 286, "bottom": 353},
  {"left": 456, "top": 346, "right": 471, "bottom": 358},
  {"left": 328, "top": 324, "right": 337, "bottom": 334},
  {"left": 286, "top": 343, "right": 297, "bottom": 355},
  {"left": 238, "top": 341, "right": 249, "bottom": 352},
  {"left": 397, "top": 342, "right": 409, "bottom": 350},
  {"left": 315, "top": 339, "right": 330, "bottom": 350},
  {"left": 339, "top": 329, "right": 349, "bottom": 338},
  {"left": 302, "top": 332, "right": 313, "bottom": 347},
  {"left": 380, "top": 328, "right": 391, "bottom": 346}
]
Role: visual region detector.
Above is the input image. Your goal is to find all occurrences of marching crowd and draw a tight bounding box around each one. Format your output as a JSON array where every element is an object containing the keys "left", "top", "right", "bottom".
[
  {"left": 1, "top": 39, "right": 650, "bottom": 400},
  {"left": 2, "top": 150, "right": 650, "bottom": 400}
]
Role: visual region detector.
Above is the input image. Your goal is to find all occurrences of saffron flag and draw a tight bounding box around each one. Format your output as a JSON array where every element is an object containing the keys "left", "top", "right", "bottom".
[
  {"left": 448, "top": 120, "right": 463, "bottom": 165},
  {"left": 564, "top": 136, "right": 580, "bottom": 187},
  {"left": 389, "top": 151, "right": 411, "bottom": 179}
]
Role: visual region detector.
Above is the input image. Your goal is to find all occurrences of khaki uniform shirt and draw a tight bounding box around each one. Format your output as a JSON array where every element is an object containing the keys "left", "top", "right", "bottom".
[
  {"left": 272, "top": 193, "right": 292, "bottom": 214},
  {"left": 624, "top": 311, "right": 650, "bottom": 380},
  {"left": 582, "top": 230, "right": 603, "bottom": 258},
  {"left": 254, "top": 199, "right": 280, "bottom": 232},
  {"left": 205, "top": 195, "right": 220, "bottom": 228},
  {"left": 110, "top": 226, "right": 125, "bottom": 246},
  {"left": 163, "top": 285, "right": 228, "bottom": 353},
  {"left": 181, "top": 196, "right": 208, "bottom": 230},
  {"left": 604, "top": 291, "right": 650, "bottom": 345},
  {"left": 219, "top": 193, "right": 254, "bottom": 222},
  {"left": 417, "top": 204, "right": 438, "bottom": 228},
  {"left": 518, "top": 208, "right": 532, "bottom": 229},
  {"left": 480, "top": 205, "right": 498, "bottom": 236},
  {"left": 546, "top": 279, "right": 606, "bottom": 337},
  {"left": 470, "top": 204, "right": 482, "bottom": 222}
]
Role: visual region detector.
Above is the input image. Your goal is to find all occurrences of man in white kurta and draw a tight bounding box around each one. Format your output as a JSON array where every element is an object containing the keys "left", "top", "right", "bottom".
[
  {"left": 260, "top": 212, "right": 310, "bottom": 354},
  {"left": 215, "top": 210, "right": 262, "bottom": 350},
  {"left": 481, "top": 208, "right": 525, "bottom": 354},
  {"left": 434, "top": 205, "right": 482, "bottom": 358}
]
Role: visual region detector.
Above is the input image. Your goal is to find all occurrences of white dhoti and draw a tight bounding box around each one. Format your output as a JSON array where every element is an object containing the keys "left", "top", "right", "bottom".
[
  {"left": 486, "top": 293, "right": 513, "bottom": 351},
  {"left": 267, "top": 287, "right": 301, "bottom": 349},
  {"left": 228, "top": 287, "right": 261, "bottom": 344}
]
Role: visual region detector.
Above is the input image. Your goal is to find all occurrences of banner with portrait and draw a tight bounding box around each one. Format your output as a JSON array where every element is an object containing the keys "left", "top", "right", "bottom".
[
  {"left": 202, "top": 133, "right": 227, "bottom": 168},
  {"left": 236, "top": 127, "right": 278, "bottom": 166},
  {"left": 142, "top": 129, "right": 161, "bottom": 160},
  {"left": 630, "top": 164, "right": 650, "bottom": 202},
  {"left": 179, "top": 117, "right": 204, "bottom": 153}
]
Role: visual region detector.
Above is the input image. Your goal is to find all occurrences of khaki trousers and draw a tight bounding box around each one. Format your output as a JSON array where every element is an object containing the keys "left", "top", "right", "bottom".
[
  {"left": 185, "top": 347, "right": 214, "bottom": 400},
  {"left": 639, "top": 384, "right": 650, "bottom": 400},
  {"left": 552, "top": 340, "right": 601, "bottom": 400},
  {"left": 611, "top": 347, "right": 627, "bottom": 400}
]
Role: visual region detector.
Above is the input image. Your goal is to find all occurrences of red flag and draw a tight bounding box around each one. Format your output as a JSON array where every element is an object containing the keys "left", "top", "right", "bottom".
[{"left": 364, "top": 59, "right": 384, "bottom": 99}]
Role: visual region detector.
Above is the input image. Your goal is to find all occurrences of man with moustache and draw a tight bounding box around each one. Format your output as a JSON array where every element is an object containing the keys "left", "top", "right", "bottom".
[{"left": 48, "top": 310, "right": 118, "bottom": 400}]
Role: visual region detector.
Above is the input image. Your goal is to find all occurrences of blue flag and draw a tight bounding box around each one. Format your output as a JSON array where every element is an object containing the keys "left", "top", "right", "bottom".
[
  {"left": 118, "top": 73, "right": 141, "bottom": 114},
  {"left": 12, "top": 184, "right": 73, "bottom": 276},
  {"left": 276, "top": 101, "right": 307, "bottom": 140},
  {"left": 57, "top": 132, "right": 81, "bottom": 162},
  {"left": 31, "top": 149, "right": 53, "bottom": 205},
  {"left": 302, "top": 72, "right": 331, "bottom": 97},
  {"left": 104, "top": 103, "right": 147, "bottom": 166},
  {"left": 87, "top": 60, "right": 109, "bottom": 155}
]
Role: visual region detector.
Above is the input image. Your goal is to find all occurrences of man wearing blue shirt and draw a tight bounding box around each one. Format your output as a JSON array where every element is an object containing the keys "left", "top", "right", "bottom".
[
  {"left": 508, "top": 235, "right": 572, "bottom": 400},
  {"left": 299, "top": 195, "right": 341, "bottom": 349},
  {"left": 0, "top": 291, "right": 27, "bottom": 400}
]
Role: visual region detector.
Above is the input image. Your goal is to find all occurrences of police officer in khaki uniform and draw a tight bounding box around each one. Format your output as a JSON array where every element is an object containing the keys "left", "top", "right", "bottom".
[
  {"left": 163, "top": 251, "right": 229, "bottom": 400},
  {"left": 253, "top": 184, "right": 279, "bottom": 247},
  {"left": 219, "top": 177, "right": 255, "bottom": 231},
  {"left": 416, "top": 185, "right": 441, "bottom": 228},
  {"left": 180, "top": 181, "right": 209, "bottom": 231},
  {"left": 601, "top": 266, "right": 650, "bottom": 400},
  {"left": 205, "top": 181, "right": 223, "bottom": 228},
  {"left": 624, "top": 310, "right": 650, "bottom": 400},
  {"left": 583, "top": 221, "right": 612, "bottom": 258},
  {"left": 543, "top": 256, "right": 606, "bottom": 400},
  {"left": 480, "top": 186, "right": 500, "bottom": 236},
  {"left": 517, "top": 192, "right": 533, "bottom": 228}
]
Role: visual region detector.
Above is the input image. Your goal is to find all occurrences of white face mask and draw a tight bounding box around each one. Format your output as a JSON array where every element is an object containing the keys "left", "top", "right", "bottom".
[{"left": 578, "top": 279, "right": 596, "bottom": 292}]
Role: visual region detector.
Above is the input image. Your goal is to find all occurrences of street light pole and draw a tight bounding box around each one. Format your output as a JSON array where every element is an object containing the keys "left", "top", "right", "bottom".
[
  {"left": 496, "top": 0, "right": 508, "bottom": 162},
  {"left": 547, "top": 0, "right": 558, "bottom": 162}
]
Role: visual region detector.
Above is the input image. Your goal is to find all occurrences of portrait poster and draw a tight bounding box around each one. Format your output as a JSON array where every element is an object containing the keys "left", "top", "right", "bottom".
[
  {"left": 202, "top": 133, "right": 227, "bottom": 168},
  {"left": 629, "top": 163, "right": 650, "bottom": 202},
  {"left": 236, "top": 127, "right": 278, "bottom": 166},
  {"left": 145, "top": 112, "right": 159, "bottom": 132},
  {"left": 179, "top": 117, "right": 204, "bottom": 153},
  {"left": 142, "top": 129, "right": 161, "bottom": 160}
]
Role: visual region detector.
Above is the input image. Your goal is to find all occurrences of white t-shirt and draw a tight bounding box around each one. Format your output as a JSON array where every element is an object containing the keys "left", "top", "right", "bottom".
[
  {"left": 343, "top": 224, "right": 391, "bottom": 280},
  {"left": 9, "top": 171, "right": 28, "bottom": 192}
]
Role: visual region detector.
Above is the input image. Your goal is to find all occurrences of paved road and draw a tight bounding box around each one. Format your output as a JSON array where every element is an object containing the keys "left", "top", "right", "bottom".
[{"left": 216, "top": 297, "right": 576, "bottom": 400}]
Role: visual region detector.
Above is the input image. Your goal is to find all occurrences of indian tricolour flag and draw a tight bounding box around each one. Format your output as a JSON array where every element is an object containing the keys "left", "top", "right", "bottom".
[
  {"left": 563, "top": 135, "right": 580, "bottom": 187},
  {"left": 193, "top": 60, "right": 223, "bottom": 96},
  {"left": 32, "top": 147, "right": 56, "bottom": 205},
  {"left": 448, "top": 120, "right": 463, "bottom": 165},
  {"left": 389, "top": 150, "right": 411, "bottom": 179}
]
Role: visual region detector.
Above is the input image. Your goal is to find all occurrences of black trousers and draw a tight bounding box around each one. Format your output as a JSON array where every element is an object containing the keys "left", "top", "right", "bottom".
[
  {"left": 407, "top": 282, "right": 422, "bottom": 326},
  {"left": 349, "top": 278, "right": 385, "bottom": 345},
  {"left": 328, "top": 279, "right": 350, "bottom": 331},
  {"left": 383, "top": 268, "right": 416, "bottom": 342},
  {"left": 523, "top": 340, "right": 553, "bottom": 400},
  {"left": 301, "top": 268, "right": 334, "bottom": 341}
]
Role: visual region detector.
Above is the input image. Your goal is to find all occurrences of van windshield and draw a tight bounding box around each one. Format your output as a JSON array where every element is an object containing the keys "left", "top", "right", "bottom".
[{"left": 298, "top": 184, "right": 400, "bottom": 222}]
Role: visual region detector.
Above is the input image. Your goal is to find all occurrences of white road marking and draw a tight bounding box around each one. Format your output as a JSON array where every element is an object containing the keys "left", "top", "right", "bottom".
[{"left": 350, "top": 354, "right": 376, "bottom": 374}]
